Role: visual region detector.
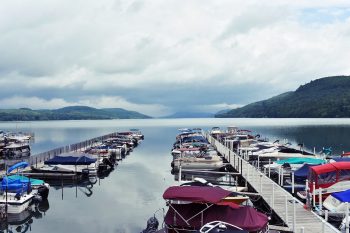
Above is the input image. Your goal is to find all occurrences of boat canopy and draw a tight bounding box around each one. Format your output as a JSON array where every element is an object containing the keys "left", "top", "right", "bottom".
[
  {"left": 311, "top": 162, "right": 350, "bottom": 175},
  {"left": 294, "top": 164, "right": 317, "bottom": 182},
  {"left": 163, "top": 186, "right": 233, "bottom": 204},
  {"left": 332, "top": 189, "right": 350, "bottom": 202},
  {"left": 164, "top": 204, "right": 268, "bottom": 232},
  {"left": 7, "top": 161, "right": 29, "bottom": 174},
  {"left": 276, "top": 157, "right": 324, "bottom": 165},
  {"left": 309, "top": 162, "right": 350, "bottom": 189},
  {"left": 45, "top": 154, "right": 96, "bottom": 165}
]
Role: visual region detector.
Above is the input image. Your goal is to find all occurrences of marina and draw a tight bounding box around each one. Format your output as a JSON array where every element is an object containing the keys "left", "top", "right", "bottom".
[{"left": 1, "top": 119, "right": 350, "bottom": 232}]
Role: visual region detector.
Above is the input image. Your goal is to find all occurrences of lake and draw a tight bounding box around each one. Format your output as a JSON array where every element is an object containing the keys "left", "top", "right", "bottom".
[{"left": 1, "top": 118, "right": 350, "bottom": 233}]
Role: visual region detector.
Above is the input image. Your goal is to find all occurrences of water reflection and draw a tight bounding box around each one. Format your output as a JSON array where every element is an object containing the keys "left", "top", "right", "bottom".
[
  {"left": 0, "top": 199, "right": 50, "bottom": 233},
  {"left": 1, "top": 119, "right": 350, "bottom": 232}
]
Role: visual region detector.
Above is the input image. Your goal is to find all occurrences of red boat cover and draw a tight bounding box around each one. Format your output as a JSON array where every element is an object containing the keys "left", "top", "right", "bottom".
[
  {"left": 311, "top": 162, "right": 350, "bottom": 175},
  {"left": 163, "top": 186, "right": 233, "bottom": 204},
  {"left": 165, "top": 203, "right": 268, "bottom": 232}
]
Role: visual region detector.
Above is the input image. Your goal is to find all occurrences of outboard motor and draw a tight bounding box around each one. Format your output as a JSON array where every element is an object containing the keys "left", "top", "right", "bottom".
[
  {"left": 37, "top": 183, "right": 50, "bottom": 200},
  {"left": 141, "top": 216, "right": 159, "bottom": 233},
  {"left": 102, "top": 158, "right": 114, "bottom": 168}
]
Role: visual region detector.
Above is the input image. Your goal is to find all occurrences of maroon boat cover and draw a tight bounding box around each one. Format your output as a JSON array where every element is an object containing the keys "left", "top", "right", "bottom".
[
  {"left": 165, "top": 203, "right": 268, "bottom": 232},
  {"left": 163, "top": 186, "right": 232, "bottom": 204}
]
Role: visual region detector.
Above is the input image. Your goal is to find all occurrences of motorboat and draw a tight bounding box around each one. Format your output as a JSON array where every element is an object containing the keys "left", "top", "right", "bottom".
[
  {"left": 162, "top": 186, "right": 269, "bottom": 233},
  {"left": 263, "top": 157, "right": 325, "bottom": 171},
  {"left": 172, "top": 154, "right": 224, "bottom": 171},
  {"left": 0, "top": 162, "right": 35, "bottom": 214},
  {"left": 297, "top": 162, "right": 350, "bottom": 201},
  {"left": 323, "top": 189, "right": 350, "bottom": 216},
  {"left": 3, "top": 143, "right": 30, "bottom": 158},
  {"left": 31, "top": 153, "right": 98, "bottom": 176}
]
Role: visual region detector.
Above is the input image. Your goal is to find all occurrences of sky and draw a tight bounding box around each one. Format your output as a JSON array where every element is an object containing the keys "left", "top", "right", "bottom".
[{"left": 0, "top": 0, "right": 350, "bottom": 117}]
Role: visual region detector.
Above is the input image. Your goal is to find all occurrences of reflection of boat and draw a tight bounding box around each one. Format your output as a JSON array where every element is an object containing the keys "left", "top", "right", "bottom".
[{"left": 0, "top": 199, "right": 50, "bottom": 233}]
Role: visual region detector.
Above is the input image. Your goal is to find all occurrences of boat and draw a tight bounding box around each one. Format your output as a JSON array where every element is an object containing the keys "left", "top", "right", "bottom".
[
  {"left": 3, "top": 143, "right": 30, "bottom": 158},
  {"left": 0, "top": 162, "right": 35, "bottom": 214},
  {"left": 162, "top": 186, "right": 269, "bottom": 233},
  {"left": 297, "top": 162, "right": 350, "bottom": 201},
  {"left": 31, "top": 153, "right": 98, "bottom": 176},
  {"left": 172, "top": 154, "right": 224, "bottom": 171},
  {"left": 323, "top": 189, "right": 350, "bottom": 217},
  {"left": 263, "top": 157, "right": 325, "bottom": 171}
]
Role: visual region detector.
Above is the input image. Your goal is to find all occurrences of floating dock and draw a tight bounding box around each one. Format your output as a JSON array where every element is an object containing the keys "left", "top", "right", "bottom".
[{"left": 206, "top": 133, "right": 341, "bottom": 233}]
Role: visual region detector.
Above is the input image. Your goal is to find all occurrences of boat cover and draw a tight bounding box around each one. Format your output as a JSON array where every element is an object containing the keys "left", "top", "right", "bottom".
[
  {"left": 276, "top": 158, "right": 324, "bottom": 165},
  {"left": 7, "top": 175, "right": 44, "bottom": 186},
  {"left": 1, "top": 176, "right": 31, "bottom": 193},
  {"left": 332, "top": 189, "right": 350, "bottom": 202},
  {"left": 294, "top": 164, "right": 317, "bottom": 182},
  {"left": 44, "top": 155, "right": 96, "bottom": 165},
  {"left": 163, "top": 186, "right": 233, "bottom": 204},
  {"left": 7, "top": 162, "right": 29, "bottom": 174},
  {"left": 311, "top": 162, "right": 350, "bottom": 175},
  {"left": 331, "top": 157, "right": 350, "bottom": 162},
  {"left": 165, "top": 204, "right": 268, "bottom": 232}
]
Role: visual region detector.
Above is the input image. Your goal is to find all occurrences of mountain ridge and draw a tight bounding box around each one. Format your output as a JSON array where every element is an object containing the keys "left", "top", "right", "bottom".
[
  {"left": 216, "top": 75, "right": 350, "bottom": 118},
  {"left": 0, "top": 106, "right": 151, "bottom": 121}
]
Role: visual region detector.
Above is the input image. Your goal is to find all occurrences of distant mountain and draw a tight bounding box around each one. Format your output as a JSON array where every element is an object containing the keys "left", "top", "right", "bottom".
[
  {"left": 216, "top": 109, "right": 231, "bottom": 115},
  {"left": 162, "top": 111, "right": 214, "bottom": 118},
  {"left": 216, "top": 76, "right": 350, "bottom": 118},
  {"left": 0, "top": 106, "right": 151, "bottom": 121}
]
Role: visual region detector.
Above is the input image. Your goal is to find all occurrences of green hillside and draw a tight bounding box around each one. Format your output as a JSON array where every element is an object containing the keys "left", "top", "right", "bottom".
[
  {"left": 216, "top": 76, "right": 350, "bottom": 118},
  {"left": 0, "top": 106, "right": 151, "bottom": 121}
]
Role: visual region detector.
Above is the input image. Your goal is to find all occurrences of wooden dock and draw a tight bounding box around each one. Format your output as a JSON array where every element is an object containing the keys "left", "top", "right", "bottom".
[{"left": 206, "top": 133, "right": 341, "bottom": 233}]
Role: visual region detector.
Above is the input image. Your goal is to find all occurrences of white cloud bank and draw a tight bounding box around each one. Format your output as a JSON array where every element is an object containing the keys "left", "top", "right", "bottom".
[{"left": 0, "top": 0, "right": 350, "bottom": 115}]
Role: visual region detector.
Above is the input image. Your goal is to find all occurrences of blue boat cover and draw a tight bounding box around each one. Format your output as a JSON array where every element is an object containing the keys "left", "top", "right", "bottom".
[
  {"left": 44, "top": 155, "right": 96, "bottom": 165},
  {"left": 294, "top": 164, "right": 317, "bottom": 182},
  {"left": 332, "top": 157, "right": 350, "bottom": 162},
  {"left": 1, "top": 176, "right": 31, "bottom": 193},
  {"left": 332, "top": 189, "right": 350, "bottom": 202},
  {"left": 7, "top": 161, "right": 29, "bottom": 174}
]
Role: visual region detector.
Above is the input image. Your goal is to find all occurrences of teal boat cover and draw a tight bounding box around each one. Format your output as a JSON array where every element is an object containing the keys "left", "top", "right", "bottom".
[{"left": 276, "top": 157, "right": 324, "bottom": 165}]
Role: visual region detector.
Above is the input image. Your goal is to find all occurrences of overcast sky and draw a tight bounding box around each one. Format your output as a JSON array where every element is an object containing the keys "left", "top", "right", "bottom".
[{"left": 1, "top": 0, "right": 350, "bottom": 117}]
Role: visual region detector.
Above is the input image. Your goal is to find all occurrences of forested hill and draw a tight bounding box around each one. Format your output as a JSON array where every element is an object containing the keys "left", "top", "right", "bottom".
[
  {"left": 0, "top": 106, "right": 151, "bottom": 121},
  {"left": 216, "top": 76, "right": 350, "bottom": 118}
]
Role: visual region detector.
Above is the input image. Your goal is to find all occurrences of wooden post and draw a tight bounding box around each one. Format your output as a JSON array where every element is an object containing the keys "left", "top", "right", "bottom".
[
  {"left": 319, "top": 188, "right": 323, "bottom": 212},
  {"left": 260, "top": 174, "right": 262, "bottom": 193},
  {"left": 268, "top": 159, "right": 271, "bottom": 178},
  {"left": 325, "top": 210, "right": 328, "bottom": 221},
  {"left": 271, "top": 183, "right": 275, "bottom": 208},
  {"left": 179, "top": 164, "right": 182, "bottom": 182},
  {"left": 292, "top": 172, "right": 295, "bottom": 195},
  {"left": 300, "top": 227, "right": 304, "bottom": 233},
  {"left": 285, "top": 195, "right": 288, "bottom": 223},
  {"left": 293, "top": 199, "right": 296, "bottom": 231},
  {"left": 346, "top": 202, "right": 349, "bottom": 233},
  {"left": 313, "top": 182, "right": 316, "bottom": 208}
]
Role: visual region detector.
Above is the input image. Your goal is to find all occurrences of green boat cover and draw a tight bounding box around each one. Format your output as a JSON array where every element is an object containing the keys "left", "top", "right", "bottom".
[{"left": 276, "top": 157, "right": 325, "bottom": 165}]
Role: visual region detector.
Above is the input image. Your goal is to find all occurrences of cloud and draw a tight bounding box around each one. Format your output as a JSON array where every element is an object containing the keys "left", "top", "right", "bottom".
[{"left": 0, "top": 0, "right": 350, "bottom": 114}]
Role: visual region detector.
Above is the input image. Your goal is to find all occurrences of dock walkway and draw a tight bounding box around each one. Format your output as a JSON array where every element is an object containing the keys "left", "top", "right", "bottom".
[{"left": 206, "top": 133, "right": 340, "bottom": 233}]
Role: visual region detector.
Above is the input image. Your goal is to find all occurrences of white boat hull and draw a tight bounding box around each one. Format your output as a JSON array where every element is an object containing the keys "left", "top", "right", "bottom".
[{"left": 0, "top": 193, "right": 34, "bottom": 214}]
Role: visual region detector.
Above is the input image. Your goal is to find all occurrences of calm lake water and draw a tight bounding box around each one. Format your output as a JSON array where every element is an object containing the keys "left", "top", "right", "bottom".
[{"left": 1, "top": 118, "right": 350, "bottom": 233}]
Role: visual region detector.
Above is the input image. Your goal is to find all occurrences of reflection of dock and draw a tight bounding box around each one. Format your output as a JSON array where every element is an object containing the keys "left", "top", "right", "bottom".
[{"left": 206, "top": 133, "right": 340, "bottom": 233}]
